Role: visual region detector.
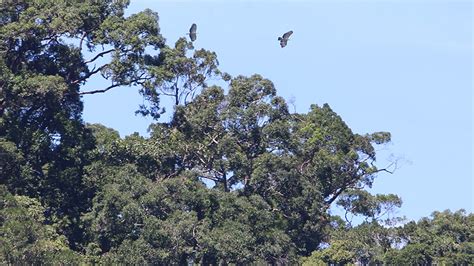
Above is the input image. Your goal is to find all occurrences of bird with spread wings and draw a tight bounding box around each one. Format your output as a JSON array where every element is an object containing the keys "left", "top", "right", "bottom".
[
  {"left": 188, "top": 24, "right": 293, "bottom": 49},
  {"left": 278, "top": 30, "right": 293, "bottom": 48},
  {"left": 189, "top": 23, "right": 197, "bottom": 42}
]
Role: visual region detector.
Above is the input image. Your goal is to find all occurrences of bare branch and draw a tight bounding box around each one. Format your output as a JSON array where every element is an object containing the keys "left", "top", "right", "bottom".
[
  {"left": 344, "top": 210, "right": 353, "bottom": 227},
  {"left": 79, "top": 76, "right": 147, "bottom": 95},
  {"left": 72, "top": 64, "right": 108, "bottom": 85},
  {"left": 371, "top": 160, "right": 398, "bottom": 175},
  {"left": 79, "top": 31, "right": 87, "bottom": 51},
  {"left": 377, "top": 168, "right": 394, "bottom": 174},
  {"left": 79, "top": 83, "right": 122, "bottom": 95},
  {"left": 84, "top": 49, "right": 115, "bottom": 64}
]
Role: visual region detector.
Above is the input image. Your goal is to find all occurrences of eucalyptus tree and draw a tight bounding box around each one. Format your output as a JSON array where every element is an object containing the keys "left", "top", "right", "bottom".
[
  {"left": 142, "top": 76, "right": 393, "bottom": 255},
  {"left": 0, "top": 0, "right": 220, "bottom": 247},
  {"left": 1, "top": 1, "right": 408, "bottom": 263}
]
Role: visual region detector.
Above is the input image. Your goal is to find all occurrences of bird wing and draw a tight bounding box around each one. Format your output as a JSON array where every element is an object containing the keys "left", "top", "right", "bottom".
[
  {"left": 280, "top": 39, "right": 288, "bottom": 48},
  {"left": 189, "top": 23, "right": 197, "bottom": 34},
  {"left": 189, "top": 23, "right": 197, "bottom": 41},
  {"left": 282, "top": 30, "right": 293, "bottom": 40}
]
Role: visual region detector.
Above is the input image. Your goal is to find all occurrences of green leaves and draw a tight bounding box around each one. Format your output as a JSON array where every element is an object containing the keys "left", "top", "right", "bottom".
[
  {"left": 0, "top": 186, "right": 81, "bottom": 264},
  {"left": 137, "top": 37, "right": 220, "bottom": 116},
  {"left": 6, "top": 2, "right": 463, "bottom": 265},
  {"left": 337, "top": 190, "right": 402, "bottom": 224},
  {"left": 395, "top": 209, "right": 474, "bottom": 265},
  {"left": 79, "top": 172, "right": 295, "bottom": 264},
  {"left": 96, "top": 8, "right": 163, "bottom": 51},
  {"left": 304, "top": 209, "right": 474, "bottom": 265}
]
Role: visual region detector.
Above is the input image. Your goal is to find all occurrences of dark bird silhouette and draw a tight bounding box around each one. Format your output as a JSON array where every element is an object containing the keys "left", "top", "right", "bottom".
[
  {"left": 278, "top": 30, "right": 293, "bottom": 48},
  {"left": 189, "top": 23, "right": 197, "bottom": 42}
]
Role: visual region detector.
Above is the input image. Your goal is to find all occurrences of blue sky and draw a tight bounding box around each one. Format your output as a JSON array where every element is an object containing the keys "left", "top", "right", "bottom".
[{"left": 82, "top": 1, "right": 473, "bottom": 222}]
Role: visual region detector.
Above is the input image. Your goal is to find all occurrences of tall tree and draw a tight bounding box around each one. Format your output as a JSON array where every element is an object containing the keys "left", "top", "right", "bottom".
[{"left": 0, "top": 1, "right": 413, "bottom": 264}]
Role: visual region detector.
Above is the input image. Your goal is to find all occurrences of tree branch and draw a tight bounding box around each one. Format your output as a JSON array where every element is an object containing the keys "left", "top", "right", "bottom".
[
  {"left": 324, "top": 171, "right": 361, "bottom": 207},
  {"left": 79, "top": 83, "right": 122, "bottom": 95},
  {"left": 79, "top": 76, "right": 146, "bottom": 95},
  {"left": 84, "top": 49, "right": 115, "bottom": 64},
  {"left": 324, "top": 160, "right": 398, "bottom": 209},
  {"left": 79, "top": 31, "right": 87, "bottom": 51},
  {"left": 371, "top": 160, "right": 398, "bottom": 175},
  {"left": 325, "top": 186, "right": 349, "bottom": 207},
  {"left": 72, "top": 64, "right": 108, "bottom": 85}
]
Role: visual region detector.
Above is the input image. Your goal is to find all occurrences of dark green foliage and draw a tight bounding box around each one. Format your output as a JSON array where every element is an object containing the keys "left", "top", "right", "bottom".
[
  {"left": 393, "top": 210, "right": 474, "bottom": 265},
  {"left": 305, "top": 221, "right": 393, "bottom": 265},
  {"left": 303, "top": 209, "right": 474, "bottom": 265},
  {"left": 0, "top": 186, "right": 82, "bottom": 264},
  {"left": 1, "top": 0, "right": 171, "bottom": 249},
  {"left": 81, "top": 166, "right": 295, "bottom": 264},
  {"left": 0, "top": 0, "right": 141, "bottom": 248}
]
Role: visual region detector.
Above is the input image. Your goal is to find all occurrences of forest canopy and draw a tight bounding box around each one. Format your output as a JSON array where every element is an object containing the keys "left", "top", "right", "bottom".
[{"left": 1, "top": 1, "right": 472, "bottom": 264}]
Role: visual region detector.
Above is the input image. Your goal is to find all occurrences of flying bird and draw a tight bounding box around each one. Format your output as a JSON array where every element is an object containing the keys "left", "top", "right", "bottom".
[
  {"left": 189, "top": 23, "right": 197, "bottom": 42},
  {"left": 278, "top": 30, "right": 293, "bottom": 48}
]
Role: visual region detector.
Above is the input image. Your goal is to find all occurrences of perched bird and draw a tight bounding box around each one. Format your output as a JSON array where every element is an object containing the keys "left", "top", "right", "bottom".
[
  {"left": 189, "top": 23, "right": 197, "bottom": 42},
  {"left": 278, "top": 30, "right": 293, "bottom": 48}
]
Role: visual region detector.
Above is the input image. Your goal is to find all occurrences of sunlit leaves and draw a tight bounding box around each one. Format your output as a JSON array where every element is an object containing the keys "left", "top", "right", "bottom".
[
  {"left": 0, "top": 186, "right": 80, "bottom": 264},
  {"left": 337, "top": 190, "right": 402, "bottom": 224}
]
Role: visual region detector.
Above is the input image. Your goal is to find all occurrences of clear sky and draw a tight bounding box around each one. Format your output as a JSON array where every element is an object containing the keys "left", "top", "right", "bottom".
[{"left": 82, "top": 0, "right": 473, "bottom": 222}]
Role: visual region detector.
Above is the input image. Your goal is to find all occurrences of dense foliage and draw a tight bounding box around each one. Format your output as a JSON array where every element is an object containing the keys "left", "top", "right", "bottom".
[
  {"left": 1, "top": 1, "right": 471, "bottom": 264},
  {"left": 302, "top": 210, "right": 474, "bottom": 265}
]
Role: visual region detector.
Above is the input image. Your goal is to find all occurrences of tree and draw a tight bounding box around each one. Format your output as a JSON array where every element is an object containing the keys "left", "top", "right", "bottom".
[
  {"left": 337, "top": 189, "right": 403, "bottom": 226},
  {"left": 389, "top": 209, "right": 474, "bottom": 265},
  {"left": 303, "top": 209, "right": 473, "bottom": 265},
  {"left": 1, "top": 1, "right": 419, "bottom": 264},
  {"left": 81, "top": 77, "right": 395, "bottom": 258},
  {"left": 306, "top": 220, "right": 396, "bottom": 265},
  {"left": 0, "top": 186, "right": 81, "bottom": 264},
  {"left": 81, "top": 166, "right": 296, "bottom": 264},
  {"left": 247, "top": 103, "right": 392, "bottom": 254},
  {"left": 0, "top": 0, "right": 168, "bottom": 248},
  {"left": 166, "top": 74, "right": 290, "bottom": 191},
  {"left": 0, "top": 1, "right": 99, "bottom": 246},
  {"left": 137, "top": 37, "right": 220, "bottom": 112}
]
